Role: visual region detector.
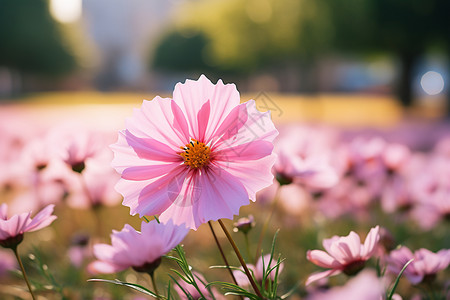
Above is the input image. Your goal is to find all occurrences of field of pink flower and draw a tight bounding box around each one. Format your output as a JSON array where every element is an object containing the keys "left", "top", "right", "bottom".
[{"left": 0, "top": 76, "right": 449, "bottom": 300}]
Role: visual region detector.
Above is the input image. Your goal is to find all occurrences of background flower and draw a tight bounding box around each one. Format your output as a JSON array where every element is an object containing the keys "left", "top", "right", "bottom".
[{"left": 88, "top": 220, "right": 189, "bottom": 274}]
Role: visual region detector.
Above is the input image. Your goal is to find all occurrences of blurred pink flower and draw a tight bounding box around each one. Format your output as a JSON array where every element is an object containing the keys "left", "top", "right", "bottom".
[
  {"left": 274, "top": 126, "right": 338, "bottom": 189},
  {"left": 0, "top": 204, "right": 57, "bottom": 249},
  {"left": 410, "top": 155, "right": 450, "bottom": 229},
  {"left": 57, "top": 129, "right": 105, "bottom": 173},
  {"left": 386, "top": 246, "right": 450, "bottom": 285},
  {"left": 66, "top": 157, "right": 121, "bottom": 209},
  {"left": 306, "top": 270, "right": 384, "bottom": 300},
  {"left": 381, "top": 143, "right": 410, "bottom": 173},
  {"left": 233, "top": 254, "right": 284, "bottom": 287},
  {"left": 174, "top": 271, "right": 224, "bottom": 300},
  {"left": 306, "top": 226, "right": 380, "bottom": 285},
  {"left": 88, "top": 220, "right": 189, "bottom": 274},
  {"left": 111, "top": 75, "right": 278, "bottom": 229}
]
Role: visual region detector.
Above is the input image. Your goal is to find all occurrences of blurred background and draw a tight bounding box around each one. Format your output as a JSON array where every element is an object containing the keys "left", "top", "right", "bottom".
[
  {"left": 0, "top": 0, "right": 449, "bottom": 119},
  {"left": 1, "top": 1, "right": 450, "bottom": 299}
]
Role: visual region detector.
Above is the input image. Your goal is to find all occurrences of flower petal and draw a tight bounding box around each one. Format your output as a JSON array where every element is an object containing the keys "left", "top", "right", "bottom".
[
  {"left": 126, "top": 97, "right": 190, "bottom": 148},
  {"left": 307, "top": 250, "right": 340, "bottom": 269},
  {"left": 361, "top": 226, "right": 380, "bottom": 259},
  {"left": 305, "top": 269, "right": 342, "bottom": 286},
  {"left": 173, "top": 75, "right": 241, "bottom": 141},
  {"left": 24, "top": 204, "right": 57, "bottom": 233},
  {"left": 194, "top": 166, "right": 250, "bottom": 226},
  {"left": 214, "top": 154, "right": 276, "bottom": 200},
  {"left": 117, "top": 166, "right": 189, "bottom": 217}
]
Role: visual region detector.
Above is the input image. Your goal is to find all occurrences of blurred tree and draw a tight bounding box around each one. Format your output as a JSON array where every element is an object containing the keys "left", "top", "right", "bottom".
[
  {"left": 153, "top": 0, "right": 450, "bottom": 111},
  {"left": 152, "top": 30, "right": 212, "bottom": 73},
  {"left": 0, "top": 0, "right": 76, "bottom": 88},
  {"left": 302, "top": 0, "right": 450, "bottom": 109}
]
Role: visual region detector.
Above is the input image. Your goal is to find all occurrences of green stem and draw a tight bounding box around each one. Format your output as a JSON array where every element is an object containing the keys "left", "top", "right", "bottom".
[
  {"left": 13, "top": 247, "right": 36, "bottom": 300},
  {"left": 207, "top": 221, "right": 242, "bottom": 290},
  {"left": 244, "top": 234, "right": 252, "bottom": 262},
  {"left": 218, "top": 219, "right": 263, "bottom": 299},
  {"left": 150, "top": 272, "right": 160, "bottom": 299},
  {"left": 255, "top": 185, "right": 281, "bottom": 264}
]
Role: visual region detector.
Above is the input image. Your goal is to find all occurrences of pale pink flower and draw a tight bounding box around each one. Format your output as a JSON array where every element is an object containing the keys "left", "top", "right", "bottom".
[
  {"left": 174, "top": 271, "right": 224, "bottom": 300},
  {"left": 88, "top": 220, "right": 189, "bottom": 274},
  {"left": 233, "top": 254, "right": 284, "bottom": 287},
  {"left": 306, "top": 226, "right": 380, "bottom": 285},
  {"left": 0, "top": 204, "right": 57, "bottom": 249},
  {"left": 66, "top": 158, "right": 121, "bottom": 209},
  {"left": 386, "top": 246, "right": 450, "bottom": 285},
  {"left": 306, "top": 270, "right": 384, "bottom": 300},
  {"left": 274, "top": 126, "right": 338, "bottom": 189},
  {"left": 111, "top": 75, "right": 278, "bottom": 229},
  {"left": 382, "top": 143, "right": 410, "bottom": 172}
]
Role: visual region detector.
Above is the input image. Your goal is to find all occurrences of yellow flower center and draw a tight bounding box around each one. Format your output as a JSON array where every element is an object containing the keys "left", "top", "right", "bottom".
[{"left": 180, "top": 139, "right": 211, "bottom": 169}]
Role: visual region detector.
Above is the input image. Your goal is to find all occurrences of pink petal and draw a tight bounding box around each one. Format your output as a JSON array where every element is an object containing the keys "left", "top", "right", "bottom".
[
  {"left": 361, "top": 226, "right": 380, "bottom": 259},
  {"left": 196, "top": 100, "right": 211, "bottom": 142},
  {"left": 305, "top": 269, "right": 342, "bottom": 286},
  {"left": 232, "top": 265, "right": 256, "bottom": 287},
  {"left": 25, "top": 204, "right": 57, "bottom": 233},
  {"left": 213, "top": 140, "right": 274, "bottom": 162},
  {"left": 121, "top": 162, "right": 181, "bottom": 181},
  {"left": 0, "top": 213, "right": 31, "bottom": 239},
  {"left": 307, "top": 250, "right": 340, "bottom": 269},
  {"left": 339, "top": 231, "right": 362, "bottom": 259},
  {"left": 194, "top": 166, "right": 250, "bottom": 226},
  {"left": 119, "top": 130, "right": 181, "bottom": 162},
  {"left": 0, "top": 204, "right": 7, "bottom": 220},
  {"left": 158, "top": 173, "right": 205, "bottom": 229},
  {"left": 213, "top": 100, "right": 278, "bottom": 150},
  {"left": 87, "top": 261, "right": 124, "bottom": 274},
  {"left": 118, "top": 166, "right": 189, "bottom": 217},
  {"left": 173, "top": 75, "right": 241, "bottom": 141},
  {"left": 126, "top": 97, "right": 189, "bottom": 148},
  {"left": 214, "top": 154, "right": 276, "bottom": 201}
]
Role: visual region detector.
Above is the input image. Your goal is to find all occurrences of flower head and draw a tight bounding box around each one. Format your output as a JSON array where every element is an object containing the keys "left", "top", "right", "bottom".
[
  {"left": 0, "top": 204, "right": 57, "bottom": 249},
  {"left": 111, "top": 75, "right": 278, "bottom": 229},
  {"left": 306, "top": 226, "right": 380, "bottom": 285},
  {"left": 88, "top": 220, "right": 189, "bottom": 275},
  {"left": 386, "top": 246, "right": 450, "bottom": 285}
]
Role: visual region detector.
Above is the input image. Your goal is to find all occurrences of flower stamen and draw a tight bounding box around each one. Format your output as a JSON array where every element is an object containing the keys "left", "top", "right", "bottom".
[{"left": 180, "top": 139, "right": 211, "bottom": 169}]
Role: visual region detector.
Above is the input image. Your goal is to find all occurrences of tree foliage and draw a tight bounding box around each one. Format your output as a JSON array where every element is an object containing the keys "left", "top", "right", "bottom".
[{"left": 0, "top": 0, "right": 76, "bottom": 76}]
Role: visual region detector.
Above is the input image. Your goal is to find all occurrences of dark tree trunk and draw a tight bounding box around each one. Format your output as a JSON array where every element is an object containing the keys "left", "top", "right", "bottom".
[{"left": 397, "top": 52, "right": 417, "bottom": 107}]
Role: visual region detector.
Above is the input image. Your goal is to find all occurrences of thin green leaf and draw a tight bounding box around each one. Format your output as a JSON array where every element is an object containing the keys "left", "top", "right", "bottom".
[
  {"left": 387, "top": 258, "right": 414, "bottom": 300},
  {"left": 209, "top": 265, "right": 244, "bottom": 272},
  {"left": 169, "top": 275, "right": 194, "bottom": 300},
  {"left": 88, "top": 278, "right": 160, "bottom": 298}
]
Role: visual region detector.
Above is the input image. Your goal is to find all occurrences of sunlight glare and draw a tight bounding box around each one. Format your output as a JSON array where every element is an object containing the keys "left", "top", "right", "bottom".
[{"left": 50, "top": 0, "right": 82, "bottom": 23}]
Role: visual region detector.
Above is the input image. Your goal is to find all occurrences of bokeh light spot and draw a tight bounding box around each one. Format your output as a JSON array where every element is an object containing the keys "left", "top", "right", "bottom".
[
  {"left": 50, "top": 0, "right": 82, "bottom": 23},
  {"left": 420, "top": 71, "right": 445, "bottom": 95}
]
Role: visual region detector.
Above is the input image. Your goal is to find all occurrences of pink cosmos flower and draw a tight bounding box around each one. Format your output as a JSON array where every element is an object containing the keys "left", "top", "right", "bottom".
[
  {"left": 88, "top": 220, "right": 189, "bottom": 274},
  {"left": 306, "top": 226, "right": 380, "bottom": 285},
  {"left": 111, "top": 75, "right": 278, "bottom": 229},
  {"left": 386, "top": 246, "right": 450, "bottom": 285},
  {"left": 0, "top": 204, "right": 57, "bottom": 249},
  {"left": 233, "top": 254, "right": 284, "bottom": 287}
]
